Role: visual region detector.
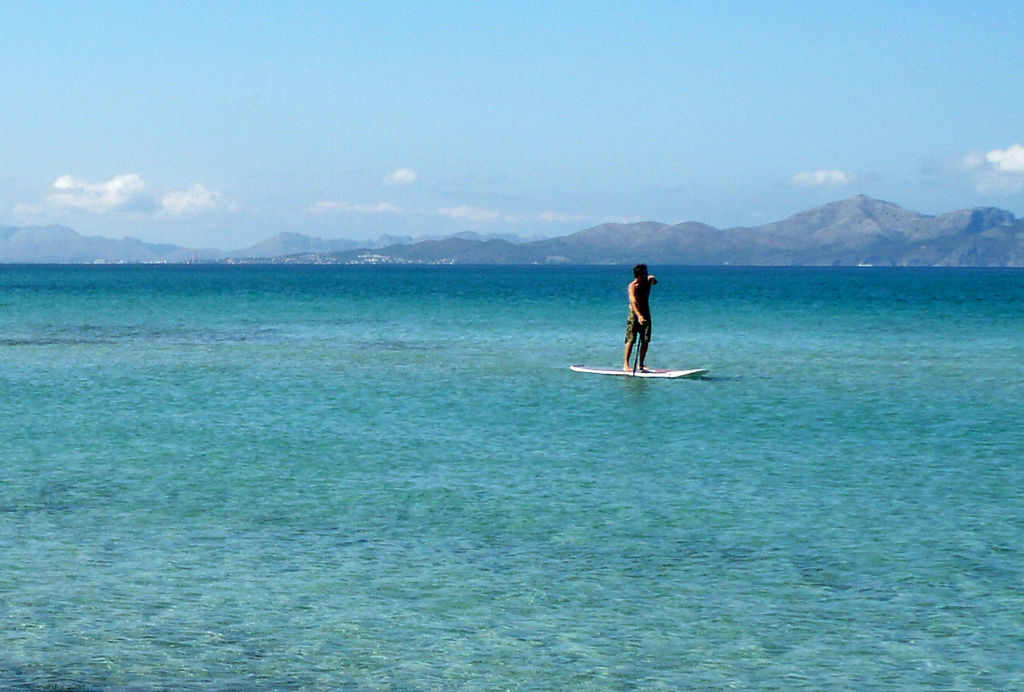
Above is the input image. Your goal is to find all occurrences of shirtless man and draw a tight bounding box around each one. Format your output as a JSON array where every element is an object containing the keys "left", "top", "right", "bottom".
[{"left": 624, "top": 263, "right": 657, "bottom": 371}]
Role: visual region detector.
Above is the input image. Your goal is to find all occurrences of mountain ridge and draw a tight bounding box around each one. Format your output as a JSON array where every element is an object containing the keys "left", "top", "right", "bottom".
[
  {"left": 3, "top": 195, "right": 1023, "bottom": 266},
  {"left": 330, "top": 195, "right": 1023, "bottom": 266}
]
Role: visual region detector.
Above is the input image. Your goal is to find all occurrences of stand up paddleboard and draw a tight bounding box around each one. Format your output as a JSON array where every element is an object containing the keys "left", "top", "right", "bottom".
[{"left": 570, "top": 365, "right": 708, "bottom": 379}]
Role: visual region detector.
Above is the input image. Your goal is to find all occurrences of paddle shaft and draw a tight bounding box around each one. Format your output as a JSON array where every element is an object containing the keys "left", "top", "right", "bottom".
[{"left": 632, "top": 330, "right": 643, "bottom": 375}]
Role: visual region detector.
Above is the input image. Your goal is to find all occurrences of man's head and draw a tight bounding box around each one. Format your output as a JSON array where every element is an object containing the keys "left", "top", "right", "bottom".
[{"left": 633, "top": 264, "right": 648, "bottom": 279}]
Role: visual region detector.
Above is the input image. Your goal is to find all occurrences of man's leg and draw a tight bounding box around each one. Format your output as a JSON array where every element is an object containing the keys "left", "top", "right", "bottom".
[
  {"left": 624, "top": 335, "right": 635, "bottom": 370},
  {"left": 638, "top": 324, "right": 651, "bottom": 370}
]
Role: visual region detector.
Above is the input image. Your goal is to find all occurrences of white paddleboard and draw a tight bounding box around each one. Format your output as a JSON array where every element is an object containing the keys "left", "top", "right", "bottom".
[{"left": 570, "top": 365, "right": 708, "bottom": 379}]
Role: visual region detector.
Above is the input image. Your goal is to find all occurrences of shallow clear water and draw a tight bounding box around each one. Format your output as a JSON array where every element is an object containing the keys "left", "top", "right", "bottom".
[{"left": 1, "top": 265, "right": 1022, "bottom": 690}]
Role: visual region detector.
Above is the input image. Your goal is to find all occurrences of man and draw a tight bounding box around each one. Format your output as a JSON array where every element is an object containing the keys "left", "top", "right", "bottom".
[{"left": 624, "top": 263, "right": 657, "bottom": 371}]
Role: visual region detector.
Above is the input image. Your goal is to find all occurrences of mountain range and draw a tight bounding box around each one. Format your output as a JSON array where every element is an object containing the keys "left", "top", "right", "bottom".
[{"left": 3, "top": 196, "right": 1023, "bottom": 266}]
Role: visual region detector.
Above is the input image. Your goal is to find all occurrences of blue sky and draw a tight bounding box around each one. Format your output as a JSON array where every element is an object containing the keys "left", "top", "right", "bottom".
[{"left": 3, "top": 1, "right": 1023, "bottom": 249}]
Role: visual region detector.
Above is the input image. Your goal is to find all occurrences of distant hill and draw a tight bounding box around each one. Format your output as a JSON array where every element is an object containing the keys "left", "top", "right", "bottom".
[
  {"left": 233, "top": 230, "right": 531, "bottom": 259},
  {"left": 0, "top": 225, "right": 223, "bottom": 263},
  {"left": 326, "top": 196, "right": 1024, "bottom": 266},
  {"left": 0, "top": 226, "right": 532, "bottom": 264},
  {"left": 732, "top": 196, "right": 1023, "bottom": 266},
  {"left": 236, "top": 232, "right": 364, "bottom": 258},
  {"left": 3, "top": 196, "right": 1023, "bottom": 266}
]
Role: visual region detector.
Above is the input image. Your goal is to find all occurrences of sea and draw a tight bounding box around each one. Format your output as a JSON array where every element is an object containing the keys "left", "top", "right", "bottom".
[{"left": 1, "top": 264, "right": 1022, "bottom": 691}]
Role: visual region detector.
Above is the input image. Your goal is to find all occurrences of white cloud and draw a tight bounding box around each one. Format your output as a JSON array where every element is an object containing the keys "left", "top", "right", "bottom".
[
  {"left": 438, "top": 205, "right": 500, "bottom": 221},
  {"left": 309, "top": 201, "right": 402, "bottom": 214},
  {"left": 384, "top": 168, "right": 418, "bottom": 185},
  {"left": 975, "top": 175, "right": 1024, "bottom": 194},
  {"left": 986, "top": 144, "right": 1024, "bottom": 172},
  {"left": 962, "top": 143, "right": 1024, "bottom": 193},
  {"left": 48, "top": 173, "right": 154, "bottom": 213},
  {"left": 44, "top": 174, "right": 225, "bottom": 216},
  {"left": 537, "top": 210, "right": 588, "bottom": 223},
  {"left": 961, "top": 151, "right": 987, "bottom": 170},
  {"left": 790, "top": 169, "right": 856, "bottom": 187},
  {"left": 161, "top": 183, "right": 222, "bottom": 215},
  {"left": 13, "top": 202, "right": 44, "bottom": 218}
]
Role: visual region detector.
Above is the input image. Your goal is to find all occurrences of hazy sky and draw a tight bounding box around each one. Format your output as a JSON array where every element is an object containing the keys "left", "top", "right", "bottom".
[{"left": 3, "top": 1, "right": 1023, "bottom": 249}]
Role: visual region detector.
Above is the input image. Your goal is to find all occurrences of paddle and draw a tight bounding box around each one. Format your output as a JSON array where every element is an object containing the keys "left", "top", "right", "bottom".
[{"left": 632, "top": 329, "right": 642, "bottom": 376}]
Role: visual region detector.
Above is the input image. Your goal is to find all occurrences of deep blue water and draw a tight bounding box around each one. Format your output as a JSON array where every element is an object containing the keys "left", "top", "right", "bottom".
[{"left": 1, "top": 265, "right": 1022, "bottom": 690}]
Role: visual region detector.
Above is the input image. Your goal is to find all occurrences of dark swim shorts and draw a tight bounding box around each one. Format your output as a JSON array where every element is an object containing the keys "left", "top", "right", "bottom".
[{"left": 625, "top": 313, "right": 652, "bottom": 343}]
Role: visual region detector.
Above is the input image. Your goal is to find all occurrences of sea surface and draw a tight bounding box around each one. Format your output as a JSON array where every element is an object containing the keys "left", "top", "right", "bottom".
[{"left": 1, "top": 264, "right": 1022, "bottom": 691}]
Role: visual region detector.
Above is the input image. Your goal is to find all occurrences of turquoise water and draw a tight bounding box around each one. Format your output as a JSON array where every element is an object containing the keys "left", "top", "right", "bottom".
[{"left": 1, "top": 265, "right": 1022, "bottom": 690}]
